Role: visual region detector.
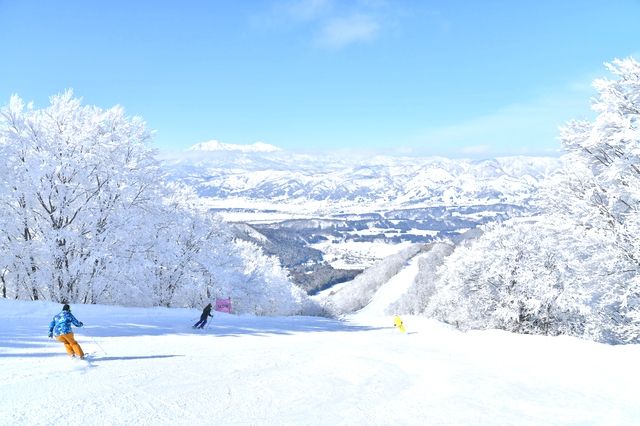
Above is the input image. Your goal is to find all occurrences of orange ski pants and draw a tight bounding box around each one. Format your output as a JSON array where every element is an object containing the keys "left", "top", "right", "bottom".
[{"left": 56, "top": 332, "right": 85, "bottom": 357}]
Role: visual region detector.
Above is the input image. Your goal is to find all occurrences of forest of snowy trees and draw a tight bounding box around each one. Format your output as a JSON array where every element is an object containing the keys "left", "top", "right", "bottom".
[
  {"left": 0, "top": 91, "right": 314, "bottom": 315},
  {"left": 395, "top": 58, "right": 640, "bottom": 344}
]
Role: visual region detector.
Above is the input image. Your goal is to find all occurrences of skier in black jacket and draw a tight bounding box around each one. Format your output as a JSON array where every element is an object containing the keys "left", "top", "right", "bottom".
[{"left": 193, "top": 303, "right": 213, "bottom": 329}]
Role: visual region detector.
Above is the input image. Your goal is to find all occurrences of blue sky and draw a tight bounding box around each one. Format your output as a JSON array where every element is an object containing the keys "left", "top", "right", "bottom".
[{"left": 1, "top": 0, "right": 639, "bottom": 158}]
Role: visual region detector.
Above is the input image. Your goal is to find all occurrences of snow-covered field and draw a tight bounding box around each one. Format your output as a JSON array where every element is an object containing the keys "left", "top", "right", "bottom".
[
  {"left": 203, "top": 198, "right": 392, "bottom": 222},
  {"left": 1, "top": 299, "right": 639, "bottom": 425},
  {"left": 311, "top": 240, "right": 416, "bottom": 269}
]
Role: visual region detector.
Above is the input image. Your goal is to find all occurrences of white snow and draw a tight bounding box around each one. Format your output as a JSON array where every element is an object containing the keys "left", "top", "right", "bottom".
[
  {"left": 1, "top": 298, "right": 639, "bottom": 425},
  {"left": 356, "top": 251, "right": 424, "bottom": 316}
]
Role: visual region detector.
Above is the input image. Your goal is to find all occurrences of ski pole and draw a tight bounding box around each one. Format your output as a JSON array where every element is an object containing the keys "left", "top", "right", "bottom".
[
  {"left": 83, "top": 328, "right": 107, "bottom": 355},
  {"left": 205, "top": 311, "right": 214, "bottom": 329}
]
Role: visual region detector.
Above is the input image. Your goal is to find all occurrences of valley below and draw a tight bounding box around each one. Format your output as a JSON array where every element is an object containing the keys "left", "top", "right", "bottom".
[{"left": 162, "top": 144, "right": 556, "bottom": 293}]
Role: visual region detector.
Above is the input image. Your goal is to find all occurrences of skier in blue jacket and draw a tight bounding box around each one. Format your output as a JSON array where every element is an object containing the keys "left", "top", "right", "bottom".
[{"left": 48, "top": 304, "right": 85, "bottom": 358}]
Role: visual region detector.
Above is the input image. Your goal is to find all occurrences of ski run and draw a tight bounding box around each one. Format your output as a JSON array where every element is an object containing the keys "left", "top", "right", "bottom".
[{"left": 1, "top": 298, "right": 639, "bottom": 426}]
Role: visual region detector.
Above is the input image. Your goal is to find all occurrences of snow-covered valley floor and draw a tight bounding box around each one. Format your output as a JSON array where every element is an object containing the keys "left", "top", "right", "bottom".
[{"left": 1, "top": 299, "right": 639, "bottom": 425}]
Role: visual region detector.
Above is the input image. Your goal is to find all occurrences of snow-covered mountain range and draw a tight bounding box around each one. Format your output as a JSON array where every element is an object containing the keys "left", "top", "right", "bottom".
[
  {"left": 161, "top": 142, "right": 560, "bottom": 293},
  {"left": 162, "top": 142, "right": 560, "bottom": 214}
]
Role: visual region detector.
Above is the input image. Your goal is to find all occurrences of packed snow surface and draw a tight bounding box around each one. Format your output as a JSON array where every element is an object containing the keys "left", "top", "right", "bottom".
[{"left": 1, "top": 299, "right": 638, "bottom": 425}]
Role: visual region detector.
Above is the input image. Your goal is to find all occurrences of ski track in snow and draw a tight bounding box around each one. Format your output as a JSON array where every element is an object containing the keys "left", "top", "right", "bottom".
[{"left": 1, "top": 299, "right": 639, "bottom": 425}]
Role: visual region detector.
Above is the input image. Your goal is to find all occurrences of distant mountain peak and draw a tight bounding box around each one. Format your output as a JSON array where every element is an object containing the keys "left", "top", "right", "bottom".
[{"left": 188, "top": 140, "right": 282, "bottom": 153}]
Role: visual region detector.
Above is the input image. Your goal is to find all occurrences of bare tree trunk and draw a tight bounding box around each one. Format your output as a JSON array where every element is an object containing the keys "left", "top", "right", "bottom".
[{"left": 31, "top": 285, "right": 39, "bottom": 301}]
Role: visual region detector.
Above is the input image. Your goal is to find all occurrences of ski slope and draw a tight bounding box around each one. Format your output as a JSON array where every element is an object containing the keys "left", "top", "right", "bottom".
[
  {"left": 1, "top": 299, "right": 639, "bottom": 425},
  {"left": 356, "top": 252, "right": 424, "bottom": 317}
]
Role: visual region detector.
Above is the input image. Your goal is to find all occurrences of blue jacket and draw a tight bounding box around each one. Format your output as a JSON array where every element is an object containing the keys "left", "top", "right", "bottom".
[{"left": 49, "top": 311, "right": 83, "bottom": 336}]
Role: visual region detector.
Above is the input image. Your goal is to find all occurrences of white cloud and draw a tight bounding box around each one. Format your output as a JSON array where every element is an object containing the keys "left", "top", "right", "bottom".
[
  {"left": 417, "top": 82, "right": 596, "bottom": 158},
  {"left": 460, "top": 145, "right": 490, "bottom": 155},
  {"left": 258, "top": 0, "right": 389, "bottom": 49},
  {"left": 279, "top": 0, "right": 333, "bottom": 22},
  {"left": 315, "top": 15, "right": 379, "bottom": 48}
]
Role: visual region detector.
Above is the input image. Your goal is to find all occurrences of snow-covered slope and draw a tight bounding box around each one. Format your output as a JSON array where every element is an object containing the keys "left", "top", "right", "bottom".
[
  {"left": 2, "top": 299, "right": 638, "bottom": 425},
  {"left": 355, "top": 250, "right": 426, "bottom": 317}
]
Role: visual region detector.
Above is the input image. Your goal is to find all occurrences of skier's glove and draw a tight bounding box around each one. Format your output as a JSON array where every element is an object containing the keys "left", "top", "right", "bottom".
[
  {"left": 48, "top": 332, "right": 53, "bottom": 338},
  {"left": 78, "top": 322, "right": 83, "bottom": 327}
]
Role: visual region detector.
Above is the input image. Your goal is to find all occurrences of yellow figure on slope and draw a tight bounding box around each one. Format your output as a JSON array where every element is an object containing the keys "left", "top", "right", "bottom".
[{"left": 393, "top": 315, "right": 406, "bottom": 333}]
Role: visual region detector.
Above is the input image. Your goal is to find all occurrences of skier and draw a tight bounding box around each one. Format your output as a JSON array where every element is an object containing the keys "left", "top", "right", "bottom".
[
  {"left": 393, "top": 315, "right": 406, "bottom": 333},
  {"left": 193, "top": 303, "right": 213, "bottom": 329},
  {"left": 48, "top": 303, "right": 85, "bottom": 359}
]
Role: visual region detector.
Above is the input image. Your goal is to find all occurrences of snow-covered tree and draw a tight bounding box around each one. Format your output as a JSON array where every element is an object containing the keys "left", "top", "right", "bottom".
[
  {"left": 543, "top": 57, "right": 640, "bottom": 342},
  {"left": 229, "top": 239, "right": 309, "bottom": 315},
  {"left": 0, "top": 91, "right": 161, "bottom": 303},
  {"left": 388, "top": 242, "right": 454, "bottom": 315},
  {"left": 0, "top": 92, "right": 314, "bottom": 315},
  {"left": 425, "top": 220, "right": 591, "bottom": 336}
]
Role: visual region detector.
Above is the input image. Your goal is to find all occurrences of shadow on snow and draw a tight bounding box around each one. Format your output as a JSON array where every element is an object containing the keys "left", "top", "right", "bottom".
[
  {"left": 89, "top": 355, "right": 183, "bottom": 362},
  {"left": 0, "top": 315, "right": 382, "bottom": 355}
]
